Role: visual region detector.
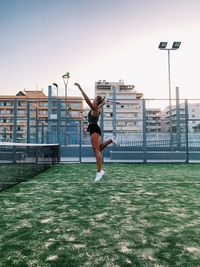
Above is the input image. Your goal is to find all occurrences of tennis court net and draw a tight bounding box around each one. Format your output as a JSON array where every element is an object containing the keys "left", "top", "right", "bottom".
[{"left": 0, "top": 142, "right": 60, "bottom": 191}]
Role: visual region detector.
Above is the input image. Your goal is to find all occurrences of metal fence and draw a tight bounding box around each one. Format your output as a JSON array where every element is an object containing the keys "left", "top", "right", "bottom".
[{"left": 1, "top": 96, "right": 200, "bottom": 162}]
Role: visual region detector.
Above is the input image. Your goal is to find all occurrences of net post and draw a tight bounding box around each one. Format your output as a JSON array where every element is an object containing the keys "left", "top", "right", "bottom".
[
  {"left": 36, "top": 145, "right": 39, "bottom": 164},
  {"left": 13, "top": 145, "right": 16, "bottom": 163},
  {"left": 58, "top": 144, "right": 61, "bottom": 163}
]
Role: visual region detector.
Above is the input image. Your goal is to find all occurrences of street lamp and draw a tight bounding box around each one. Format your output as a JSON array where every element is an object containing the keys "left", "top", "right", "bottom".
[
  {"left": 158, "top": 41, "right": 181, "bottom": 150},
  {"left": 62, "top": 72, "right": 70, "bottom": 145},
  {"left": 62, "top": 72, "right": 70, "bottom": 99}
]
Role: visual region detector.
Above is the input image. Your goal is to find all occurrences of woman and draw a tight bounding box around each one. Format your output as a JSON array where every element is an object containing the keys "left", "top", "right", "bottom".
[{"left": 74, "top": 83, "right": 117, "bottom": 182}]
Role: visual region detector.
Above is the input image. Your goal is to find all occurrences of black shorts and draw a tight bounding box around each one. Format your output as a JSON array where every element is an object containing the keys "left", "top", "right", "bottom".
[{"left": 87, "top": 123, "right": 101, "bottom": 136}]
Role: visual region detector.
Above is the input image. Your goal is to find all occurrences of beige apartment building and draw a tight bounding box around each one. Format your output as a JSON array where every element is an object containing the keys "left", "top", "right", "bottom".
[
  {"left": 0, "top": 90, "right": 83, "bottom": 142},
  {"left": 95, "top": 80, "right": 143, "bottom": 134}
]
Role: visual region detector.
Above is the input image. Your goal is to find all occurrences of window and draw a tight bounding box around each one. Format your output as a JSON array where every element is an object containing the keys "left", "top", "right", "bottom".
[
  {"left": 60, "top": 103, "right": 66, "bottom": 108},
  {"left": 70, "top": 111, "right": 80, "bottom": 117},
  {"left": 18, "top": 102, "right": 22, "bottom": 106},
  {"left": 40, "top": 110, "right": 48, "bottom": 115},
  {"left": 17, "top": 120, "right": 25, "bottom": 124},
  {"left": 40, "top": 102, "right": 48, "bottom": 107},
  {"left": 52, "top": 101, "right": 57, "bottom": 108},
  {"left": 7, "top": 102, "right": 13, "bottom": 106},
  {"left": 70, "top": 103, "right": 81, "bottom": 109},
  {"left": 0, "top": 110, "right": 11, "bottom": 115},
  {"left": 52, "top": 110, "right": 57, "bottom": 114},
  {"left": 17, "top": 110, "right": 26, "bottom": 116}
]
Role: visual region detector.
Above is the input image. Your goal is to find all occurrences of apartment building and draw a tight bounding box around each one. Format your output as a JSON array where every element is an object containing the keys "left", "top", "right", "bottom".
[
  {"left": 146, "top": 108, "right": 162, "bottom": 133},
  {"left": 95, "top": 80, "right": 143, "bottom": 134},
  {"left": 163, "top": 102, "right": 200, "bottom": 133},
  {"left": 0, "top": 90, "right": 83, "bottom": 143}
]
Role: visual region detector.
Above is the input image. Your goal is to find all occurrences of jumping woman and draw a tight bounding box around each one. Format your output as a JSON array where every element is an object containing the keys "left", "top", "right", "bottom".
[{"left": 74, "top": 83, "right": 117, "bottom": 182}]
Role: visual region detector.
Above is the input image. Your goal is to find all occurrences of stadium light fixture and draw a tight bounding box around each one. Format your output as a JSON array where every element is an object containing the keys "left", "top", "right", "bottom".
[
  {"left": 172, "top": 42, "right": 181, "bottom": 50},
  {"left": 158, "top": 42, "right": 168, "bottom": 49}
]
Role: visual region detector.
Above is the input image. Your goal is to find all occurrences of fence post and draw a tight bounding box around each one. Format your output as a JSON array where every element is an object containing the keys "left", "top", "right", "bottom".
[
  {"left": 26, "top": 100, "right": 30, "bottom": 143},
  {"left": 112, "top": 86, "right": 117, "bottom": 138},
  {"left": 47, "top": 85, "right": 52, "bottom": 144},
  {"left": 100, "top": 106, "right": 104, "bottom": 162},
  {"left": 79, "top": 120, "right": 82, "bottom": 163},
  {"left": 185, "top": 99, "right": 189, "bottom": 163},
  {"left": 143, "top": 99, "right": 147, "bottom": 163},
  {"left": 36, "top": 108, "right": 39, "bottom": 144},
  {"left": 57, "top": 99, "right": 61, "bottom": 144},
  {"left": 176, "top": 87, "right": 181, "bottom": 150},
  {"left": 13, "top": 98, "right": 17, "bottom": 143},
  {"left": 41, "top": 122, "right": 44, "bottom": 144}
]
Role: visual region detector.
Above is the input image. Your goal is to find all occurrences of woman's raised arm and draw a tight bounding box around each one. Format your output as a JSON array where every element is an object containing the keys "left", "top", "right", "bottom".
[{"left": 74, "top": 83, "right": 96, "bottom": 110}]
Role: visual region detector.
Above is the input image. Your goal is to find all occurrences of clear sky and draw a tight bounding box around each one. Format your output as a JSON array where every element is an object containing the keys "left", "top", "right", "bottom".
[{"left": 1, "top": 0, "right": 200, "bottom": 101}]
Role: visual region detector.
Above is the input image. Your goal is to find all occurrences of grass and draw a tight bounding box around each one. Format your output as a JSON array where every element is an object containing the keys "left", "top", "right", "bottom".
[{"left": 0, "top": 163, "right": 200, "bottom": 267}]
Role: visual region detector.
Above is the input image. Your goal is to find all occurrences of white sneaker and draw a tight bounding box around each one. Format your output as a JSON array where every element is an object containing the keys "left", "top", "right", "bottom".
[
  {"left": 110, "top": 136, "right": 118, "bottom": 145},
  {"left": 95, "top": 170, "right": 105, "bottom": 182}
]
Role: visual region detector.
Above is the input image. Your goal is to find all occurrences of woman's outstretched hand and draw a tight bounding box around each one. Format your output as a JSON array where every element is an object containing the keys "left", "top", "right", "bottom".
[{"left": 74, "top": 83, "right": 81, "bottom": 89}]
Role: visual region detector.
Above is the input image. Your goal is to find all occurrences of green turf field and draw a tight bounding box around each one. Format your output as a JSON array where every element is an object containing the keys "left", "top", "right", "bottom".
[{"left": 0, "top": 163, "right": 200, "bottom": 267}]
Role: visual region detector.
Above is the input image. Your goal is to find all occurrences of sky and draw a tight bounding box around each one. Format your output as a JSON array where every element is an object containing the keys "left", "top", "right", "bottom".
[{"left": 1, "top": 0, "right": 200, "bottom": 102}]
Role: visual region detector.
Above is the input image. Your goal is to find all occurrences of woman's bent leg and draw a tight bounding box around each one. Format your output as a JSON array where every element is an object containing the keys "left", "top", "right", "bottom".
[{"left": 100, "top": 139, "right": 112, "bottom": 151}]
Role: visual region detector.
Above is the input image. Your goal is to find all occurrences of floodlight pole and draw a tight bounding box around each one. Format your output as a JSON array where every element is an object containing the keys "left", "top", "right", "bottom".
[
  {"left": 159, "top": 42, "right": 181, "bottom": 151},
  {"left": 167, "top": 49, "right": 173, "bottom": 151},
  {"left": 161, "top": 48, "right": 173, "bottom": 150}
]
